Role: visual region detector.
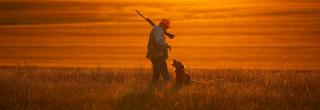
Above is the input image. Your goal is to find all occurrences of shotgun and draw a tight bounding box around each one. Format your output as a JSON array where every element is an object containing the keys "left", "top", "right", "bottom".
[{"left": 136, "top": 10, "right": 175, "bottom": 39}]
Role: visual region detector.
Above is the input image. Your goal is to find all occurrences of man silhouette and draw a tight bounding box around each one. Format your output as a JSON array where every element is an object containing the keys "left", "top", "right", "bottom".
[{"left": 146, "top": 18, "right": 172, "bottom": 83}]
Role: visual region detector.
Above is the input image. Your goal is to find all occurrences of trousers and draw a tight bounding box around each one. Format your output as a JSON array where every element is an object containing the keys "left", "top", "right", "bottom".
[{"left": 151, "top": 59, "right": 171, "bottom": 82}]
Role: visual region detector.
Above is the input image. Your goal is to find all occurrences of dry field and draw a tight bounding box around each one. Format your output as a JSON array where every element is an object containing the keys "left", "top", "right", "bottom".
[{"left": 0, "top": 66, "right": 319, "bottom": 110}]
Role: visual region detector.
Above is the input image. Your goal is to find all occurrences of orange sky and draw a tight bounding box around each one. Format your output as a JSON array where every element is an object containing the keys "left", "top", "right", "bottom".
[{"left": 0, "top": 0, "right": 320, "bottom": 69}]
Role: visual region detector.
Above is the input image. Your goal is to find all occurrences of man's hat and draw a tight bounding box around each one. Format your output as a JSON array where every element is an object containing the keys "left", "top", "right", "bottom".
[{"left": 160, "top": 18, "right": 170, "bottom": 28}]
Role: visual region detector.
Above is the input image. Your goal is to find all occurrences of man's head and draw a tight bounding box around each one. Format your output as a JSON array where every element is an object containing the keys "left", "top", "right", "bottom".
[{"left": 159, "top": 18, "right": 170, "bottom": 30}]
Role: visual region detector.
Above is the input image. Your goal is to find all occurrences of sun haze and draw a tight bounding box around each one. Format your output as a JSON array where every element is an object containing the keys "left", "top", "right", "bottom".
[{"left": 0, "top": 0, "right": 319, "bottom": 69}]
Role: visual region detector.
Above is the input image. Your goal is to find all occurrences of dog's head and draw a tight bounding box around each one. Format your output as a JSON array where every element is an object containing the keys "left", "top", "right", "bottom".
[{"left": 172, "top": 59, "right": 185, "bottom": 70}]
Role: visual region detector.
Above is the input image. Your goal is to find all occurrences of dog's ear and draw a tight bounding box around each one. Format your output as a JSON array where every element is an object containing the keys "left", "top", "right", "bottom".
[{"left": 176, "top": 61, "right": 185, "bottom": 70}]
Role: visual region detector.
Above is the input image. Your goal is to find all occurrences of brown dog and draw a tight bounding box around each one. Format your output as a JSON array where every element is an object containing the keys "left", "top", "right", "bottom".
[{"left": 172, "top": 59, "right": 191, "bottom": 87}]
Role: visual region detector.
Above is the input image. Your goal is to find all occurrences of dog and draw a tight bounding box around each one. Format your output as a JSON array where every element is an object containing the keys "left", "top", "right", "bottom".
[{"left": 172, "top": 59, "right": 191, "bottom": 87}]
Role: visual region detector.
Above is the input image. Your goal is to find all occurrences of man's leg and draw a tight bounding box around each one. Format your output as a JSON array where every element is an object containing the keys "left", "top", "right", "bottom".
[
  {"left": 151, "top": 59, "right": 160, "bottom": 83},
  {"left": 159, "top": 59, "right": 171, "bottom": 82}
]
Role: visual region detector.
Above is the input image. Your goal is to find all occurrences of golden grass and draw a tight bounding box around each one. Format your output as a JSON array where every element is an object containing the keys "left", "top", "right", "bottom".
[{"left": 0, "top": 66, "right": 319, "bottom": 110}]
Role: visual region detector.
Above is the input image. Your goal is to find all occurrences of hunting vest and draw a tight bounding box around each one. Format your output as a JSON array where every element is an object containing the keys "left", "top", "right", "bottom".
[{"left": 146, "top": 26, "right": 168, "bottom": 60}]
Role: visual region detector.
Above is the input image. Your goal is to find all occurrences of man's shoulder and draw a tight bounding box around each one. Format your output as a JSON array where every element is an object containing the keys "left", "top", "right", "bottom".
[
  {"left": 153, "top": 25, "right": 163, "bottom": 31},
  {"left": 153, "top": 25, "right": 159, "bottom": 28}
]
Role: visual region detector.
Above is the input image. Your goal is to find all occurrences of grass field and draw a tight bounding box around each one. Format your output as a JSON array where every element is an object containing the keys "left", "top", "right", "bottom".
[{"left": 0, "top": 66, "right": 319, "bottom": 110}]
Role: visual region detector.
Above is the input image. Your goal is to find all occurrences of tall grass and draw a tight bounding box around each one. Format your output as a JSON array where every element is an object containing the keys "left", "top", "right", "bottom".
[{"left": 0, "top": 66, "right": 319, "bottom": 110}]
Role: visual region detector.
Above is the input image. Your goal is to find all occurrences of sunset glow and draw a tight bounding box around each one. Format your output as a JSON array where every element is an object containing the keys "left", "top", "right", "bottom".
[
  {"left": 0, "top": 0, "right": 320, "bottom": 69},
  {"left": 1, "top": 1, "right": 320, "bottom": 110}
]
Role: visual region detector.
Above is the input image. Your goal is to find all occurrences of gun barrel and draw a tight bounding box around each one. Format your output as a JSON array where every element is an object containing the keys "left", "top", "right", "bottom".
[
  {"left": 136, "top": 10, "right": 147, "bottom": 19},
  {"left": 136, "top": 9, "right": 175, "bottom": 39},
  {"left": 136, "top": 10, "right": 155, "bottom": 26}
]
